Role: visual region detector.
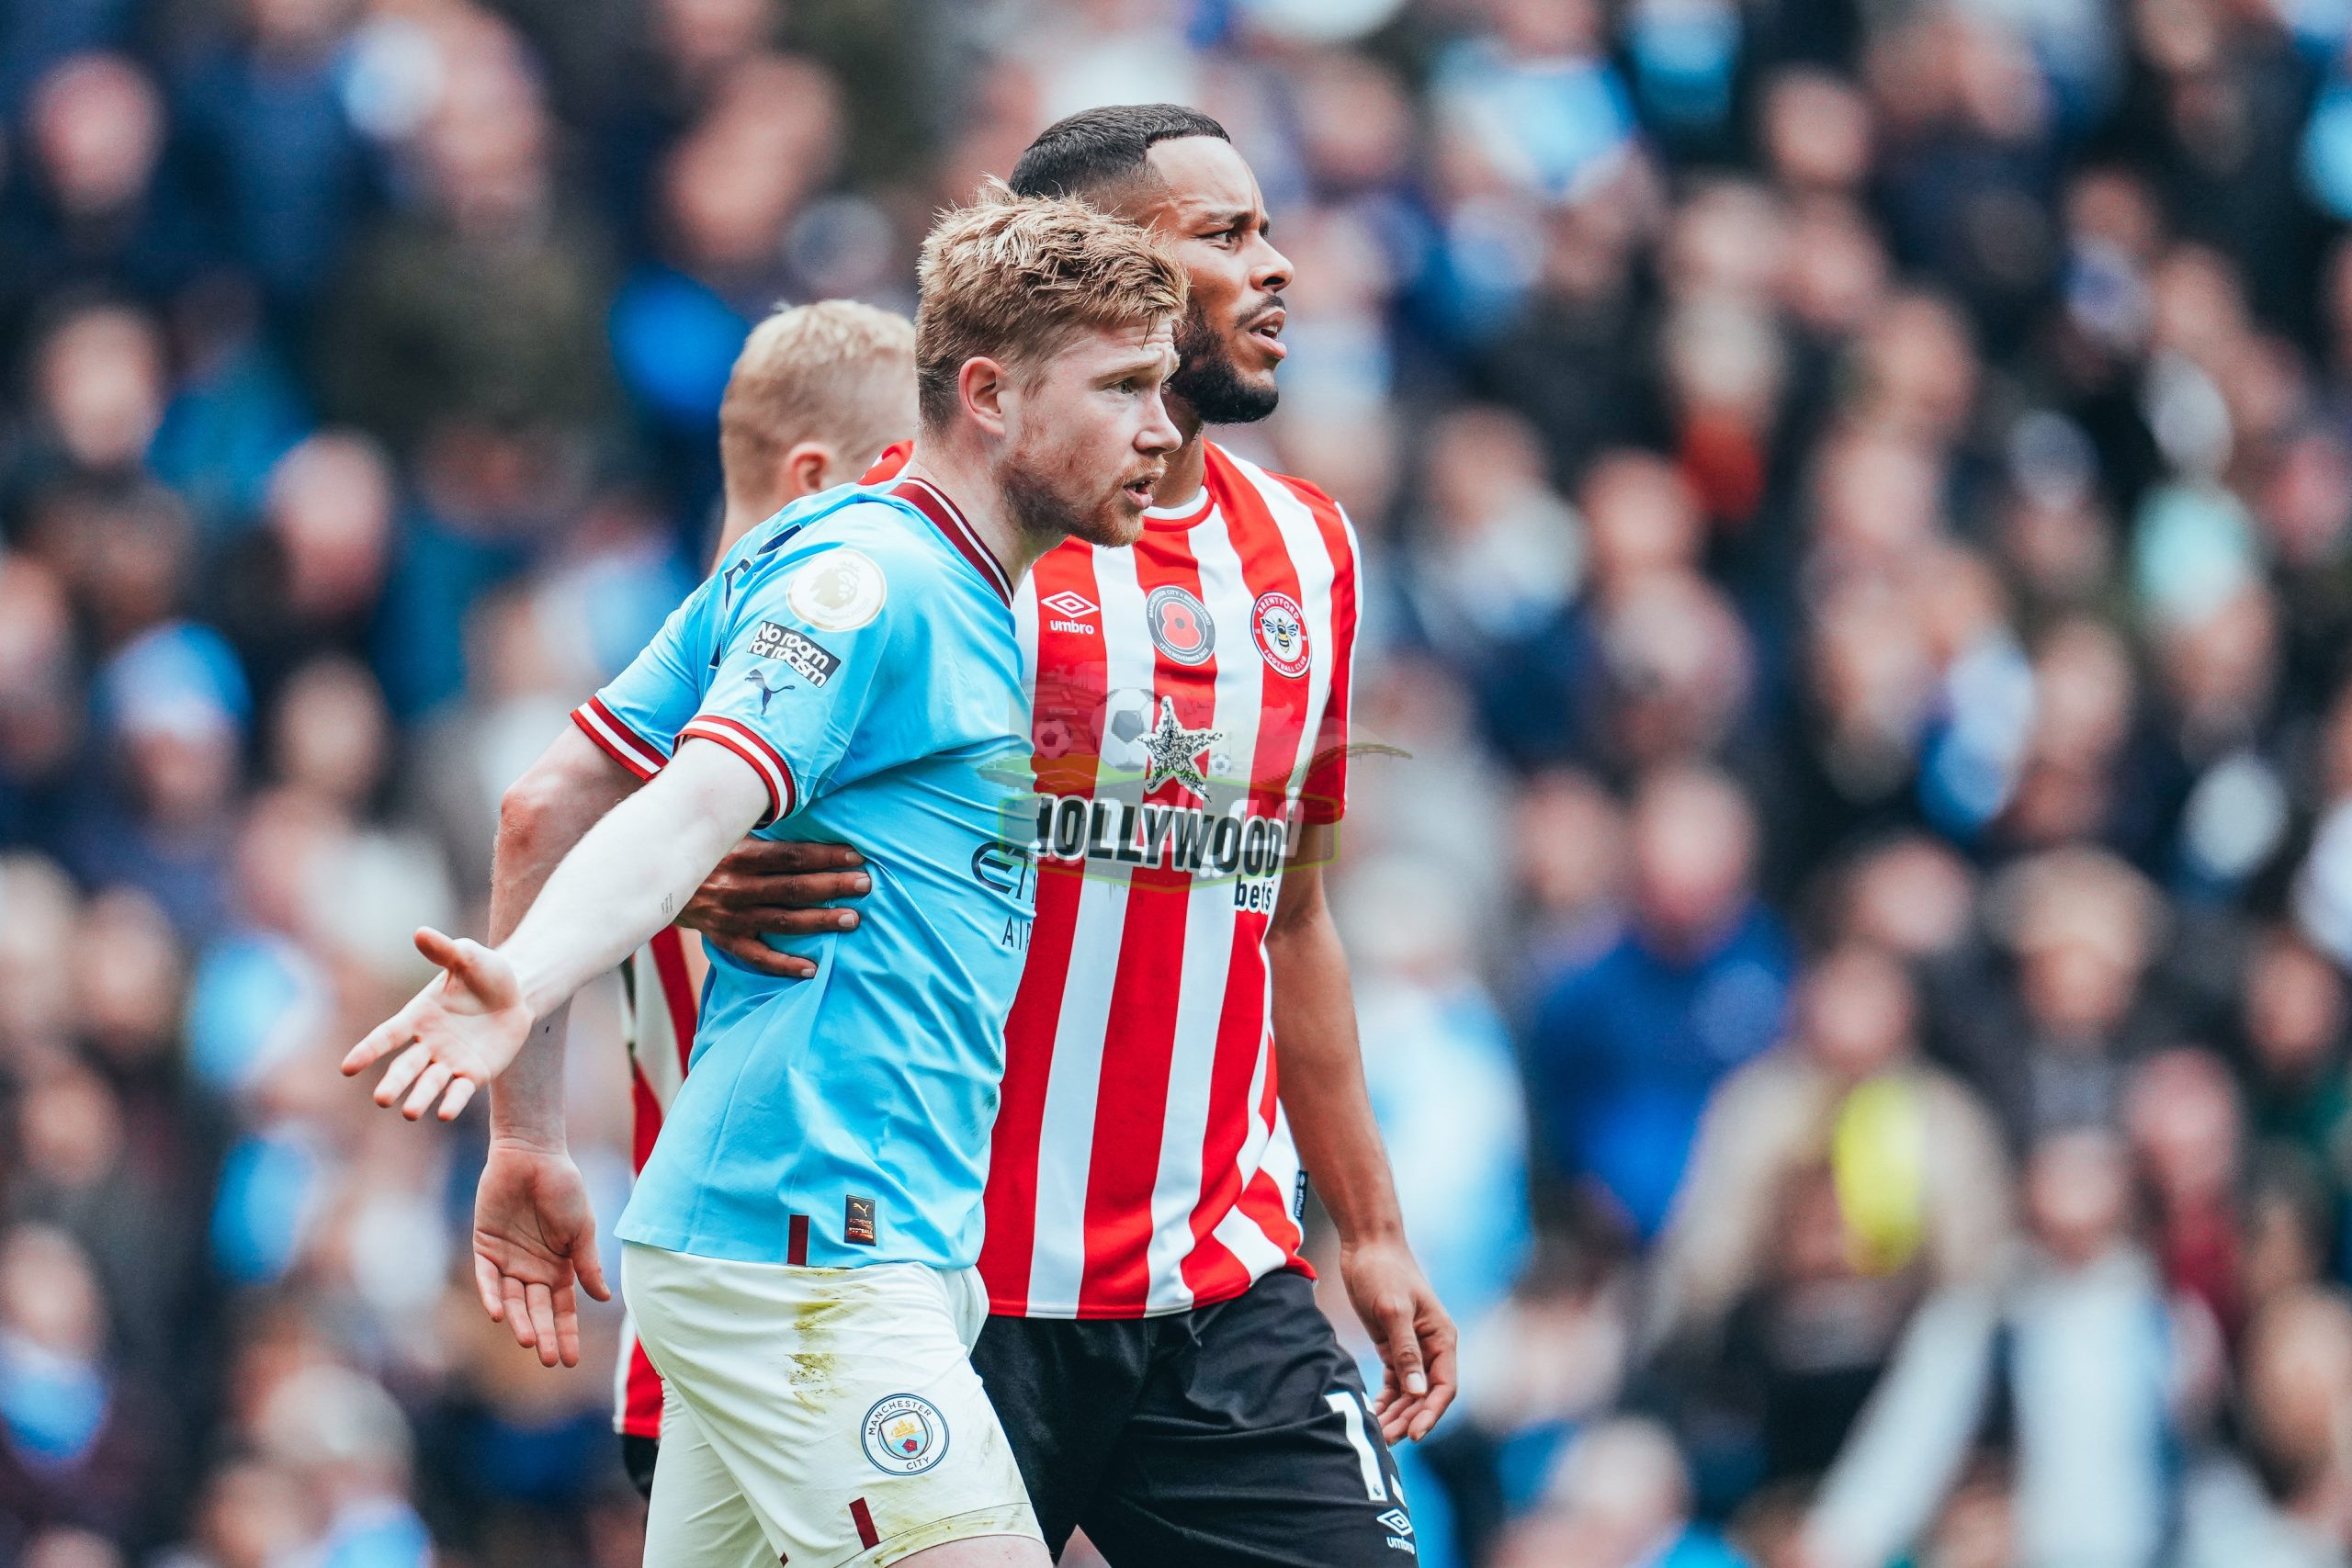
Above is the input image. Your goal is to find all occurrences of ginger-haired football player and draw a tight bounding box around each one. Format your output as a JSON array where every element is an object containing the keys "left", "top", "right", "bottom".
[{"left": 345, "top": 192, "right": 1185, "bottom": 1568}]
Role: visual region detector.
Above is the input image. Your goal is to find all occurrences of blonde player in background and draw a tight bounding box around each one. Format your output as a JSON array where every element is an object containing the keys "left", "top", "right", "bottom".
[
  {"left": 709, "top": 301, "right": 920, "bottom": 558},
  {"left": 583, "top": 299, "right": 920, "bottom": 1500}
]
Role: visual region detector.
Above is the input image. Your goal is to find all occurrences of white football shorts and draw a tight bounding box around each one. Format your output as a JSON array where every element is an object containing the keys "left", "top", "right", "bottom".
[{"left": 622, "top": 1241, "right": 1040, "bottom": 1566}]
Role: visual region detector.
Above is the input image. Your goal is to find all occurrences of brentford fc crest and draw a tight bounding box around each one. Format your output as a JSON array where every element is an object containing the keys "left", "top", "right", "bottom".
[
  {"left": 1251, "top": 591, "right": 1310, "bottom": 678},
  {"left": 1146, "top": 583, "right": 1216, "bottom": 666}
]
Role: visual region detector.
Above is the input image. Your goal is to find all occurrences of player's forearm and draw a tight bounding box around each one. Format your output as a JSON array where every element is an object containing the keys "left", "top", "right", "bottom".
[
  {"left": 489, "top": 1001, "right": 574, "bottom": 1147},
  {"left": 1267, "top": 856, "right": 1408, "bottom": 1247},
  {"left": 500, "top": 742, "right": 767, "bottom": 1024},
  {"left": 486, "top": 730, "right": 640, "bottom": 1145}
]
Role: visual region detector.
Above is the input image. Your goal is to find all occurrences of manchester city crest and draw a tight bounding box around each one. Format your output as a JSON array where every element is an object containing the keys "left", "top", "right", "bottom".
[{"left": 861, "top": 1393, "right": 950, "bottom": 1475}]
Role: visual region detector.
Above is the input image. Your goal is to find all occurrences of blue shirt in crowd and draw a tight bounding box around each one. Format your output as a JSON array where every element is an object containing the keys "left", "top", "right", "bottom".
[{"left": 1526, "top": 907, "right": 1793, "bottom": 1239}]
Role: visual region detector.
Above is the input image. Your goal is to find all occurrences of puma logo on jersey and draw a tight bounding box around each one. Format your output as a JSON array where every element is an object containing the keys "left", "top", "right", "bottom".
[{"left": 742, "top": 669, "right": 792, "bottom": 713}]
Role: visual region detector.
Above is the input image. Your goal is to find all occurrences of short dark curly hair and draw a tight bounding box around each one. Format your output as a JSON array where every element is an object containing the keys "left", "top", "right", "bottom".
[{"left": 1009, "top": 103, "right": 1231, "bottom": 204}]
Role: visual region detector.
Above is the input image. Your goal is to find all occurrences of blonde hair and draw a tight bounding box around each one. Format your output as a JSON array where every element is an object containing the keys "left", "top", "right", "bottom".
[
  {"left": 915, "top": 186, "right": 1188, "bottom": 428},
  {"left": 718, "top": 300, "right": 915, "bottom": 504}
]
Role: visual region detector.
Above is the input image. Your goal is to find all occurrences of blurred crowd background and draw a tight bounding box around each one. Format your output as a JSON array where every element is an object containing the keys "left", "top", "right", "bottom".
[{"left": 21, "top": 0, "right": 2352, "bottom": 1563}]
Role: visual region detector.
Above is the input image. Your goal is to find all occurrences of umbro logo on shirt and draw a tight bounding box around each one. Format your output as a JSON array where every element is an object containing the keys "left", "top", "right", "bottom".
[{"left": 1041, "top": 590, "right": 1099, "bottom": 635}]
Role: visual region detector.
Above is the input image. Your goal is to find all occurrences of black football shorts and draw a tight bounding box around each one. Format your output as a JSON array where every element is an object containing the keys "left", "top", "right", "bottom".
[{"left": 970, "top": 1268, "right": 1421, "bottom": 1565}]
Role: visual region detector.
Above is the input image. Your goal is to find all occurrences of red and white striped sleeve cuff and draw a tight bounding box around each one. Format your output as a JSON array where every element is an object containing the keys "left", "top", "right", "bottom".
[
  {"left": 677, "top": 716, "right": 797, "bottom": 825},
  {"left": 571, "top": 697, "right": 667, "bottom": 781}
]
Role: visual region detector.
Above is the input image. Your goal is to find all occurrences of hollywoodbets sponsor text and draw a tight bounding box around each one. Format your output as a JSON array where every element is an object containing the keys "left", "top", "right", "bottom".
[{"left": 1030, "top": 792, "right": 1302, "bottom": 897}]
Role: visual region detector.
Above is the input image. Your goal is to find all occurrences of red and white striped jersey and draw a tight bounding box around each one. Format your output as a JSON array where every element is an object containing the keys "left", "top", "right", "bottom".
[
  {"left": 984, "top": 440, "right": 1360, "bottom": 1319},
  {"left": 612, "top": 927, "right": 703, "bottom": 1438}
]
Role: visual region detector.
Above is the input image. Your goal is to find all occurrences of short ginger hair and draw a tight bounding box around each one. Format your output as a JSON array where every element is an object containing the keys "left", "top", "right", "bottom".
[
  {"left": 914, "top": 186, "right": 1187, "bottom": 429},
  {"left": 718, "top": 299, "right": 915, "bottom": 506}
]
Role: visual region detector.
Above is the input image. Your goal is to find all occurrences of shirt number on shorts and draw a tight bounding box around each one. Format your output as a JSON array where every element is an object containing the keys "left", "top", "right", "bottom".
[{"left": 1325, "top": 1390, "right": 1389, "bottom": 1502}]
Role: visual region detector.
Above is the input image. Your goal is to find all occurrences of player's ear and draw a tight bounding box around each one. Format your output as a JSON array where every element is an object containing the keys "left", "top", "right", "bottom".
[
  {"left": 957, "top": 355, "right": 1011, "bottom": 439},
  {"left": 781, "top": 441, "right": 840, "bottom": 498}
]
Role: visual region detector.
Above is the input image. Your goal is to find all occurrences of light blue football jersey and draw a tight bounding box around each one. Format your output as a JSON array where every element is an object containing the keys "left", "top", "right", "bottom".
[{"left": 593, "top": 479, "right": 1036, "bottom": 1270}]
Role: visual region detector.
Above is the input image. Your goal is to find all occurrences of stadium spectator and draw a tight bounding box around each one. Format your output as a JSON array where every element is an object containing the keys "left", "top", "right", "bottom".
[
  {"left": 1646, "top": 942, "right": 2011, "bottom": 1356},
  {"left": 210, "top": 433, "right": 395, "bottom": 708},
  {"left": 1337, "top": 853, "right": 1532, "bottom": 1329},
  {"left": 173, "top": 0, "right": 374, "bottom": 317},
  {"left": 1526, "top": 763, "right": 1792, "bottom": 1239},
  {"left": 0, "top": 561, "right": 84, "bottom": 846},
  {"left": 3, "top": 53, "right": 211, "bottom": 337},
  {"left": 1492, "top": 1416, "right": 1745, "bottom": 1568},
  {"left": 608, "top": 51, "right": 847, "bottom": 506},
  {"left": 1802, "top": 1129, "right": 2220, "bottom": 1568},
  {"left": 322, "top": 11, "right": 616, "bottom": 461},
  {"left": 1937, "top": 846, "right": 2176, "bottom": 1154},
  {"left": 0, "top": 1224, "right": 164, "bottom": 1553},
  {"left": 2218, "top": 1287, "right": 2352, "bottom": 1564},
  {"left": 5, "top": 301, "right": 176, "bottom": 545},
  {"left": 2241, "top": 928, "right": 2352, "bottom": 1228},
  {"left": 252, "top": 1364, "right": 430, "bottom": 1568}
]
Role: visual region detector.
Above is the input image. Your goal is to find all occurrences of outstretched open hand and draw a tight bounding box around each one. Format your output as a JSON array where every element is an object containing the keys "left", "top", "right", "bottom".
[
  {"left": 473, "top": 1140, "right": 611, "bottom": 1368},
  {"left": 341, "top": 927, "right": 534, "bottom": 1122}
]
